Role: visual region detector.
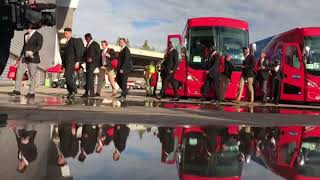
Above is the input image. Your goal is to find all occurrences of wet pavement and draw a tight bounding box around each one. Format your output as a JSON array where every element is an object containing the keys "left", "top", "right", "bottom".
[{"left": 2, "top": 120, "right": 320, "bottom": 180}]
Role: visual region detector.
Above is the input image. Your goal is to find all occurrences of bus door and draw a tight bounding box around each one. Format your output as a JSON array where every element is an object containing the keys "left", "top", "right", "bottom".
[
  {"left": 166, "top": 35, "right": 185, "bottom": 96},
  {"left": 281, "top": 43, "right": 305, "bottom": 102}
]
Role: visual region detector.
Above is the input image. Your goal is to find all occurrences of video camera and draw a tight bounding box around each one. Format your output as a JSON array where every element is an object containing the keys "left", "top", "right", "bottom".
[{"left": 0, "top": 0, "right": 56, "bottom": 30}]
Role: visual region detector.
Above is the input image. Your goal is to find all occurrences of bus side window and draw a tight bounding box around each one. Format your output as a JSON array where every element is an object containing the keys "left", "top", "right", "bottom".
[{"left": 286, "top": 46, "right": 300, "bottom": 69}]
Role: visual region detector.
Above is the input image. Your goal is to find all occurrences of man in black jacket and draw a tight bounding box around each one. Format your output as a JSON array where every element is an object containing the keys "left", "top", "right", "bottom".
[
  {"left": 10, "top": 25, "right": 43, "bottom": 98},
  {"left": 81, "top": 33, "right": 101, "bottom": 98},
  {"left": 113, "top": 124, "right": 130, "bottom": 161},
  {"left": 158, "top": 41, "right": 179, "bottom": 101},
  {"left": 236, "top": 47, "right": 255, "bottom": 104},
  {"left": 257, "top": 52, "right": 270, "bottom": 104},
  {"left": 116, "top": 38, "right": 132, "bottom": 101},
  {"left": 61, "top": 28, "right": 82, "bottom": 99},
  {"left": 201, "top": 46, "right": 221, "bottom": 103},
  {"left": 219, "top": 54, "right": 234, "bottom": 102},
  {"left": 14, "top": 128, "right": 38, "bottom": 173},
  {"left": 271, "top": 60, "right": 282, "bottom": 105}
]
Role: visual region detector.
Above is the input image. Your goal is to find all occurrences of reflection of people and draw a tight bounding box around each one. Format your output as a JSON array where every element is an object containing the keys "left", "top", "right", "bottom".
[
  {"left": 82, "top": 33, "right": 101, "bottom": 98},
  {"left": 113, "top": 124, "right": 130, "bottom": 161},
  {"left": 96, "top": 41, "right": 117, "bottom": 97},
  {"left": 57, "top": 123, "right": 79, "bottom": 166},
  {"left": 257, "top": 52, "right": 270, "bottom": 104},
  {"left": 10, "top": 25, "right": 43, "bottom": 98},
  {"left": 201, "top": 46, "right": 221, "bottom": 103},
  {"left": 14, "top": 127, "right": 38, "bottom": 173},
  {"left": 96, "top": 124, "right": 114, "bottom": 153},
  {"left": 157, "top": 127, "right": 174, "bottom": 155},
  {"left": 157, "top": 41, "right": 179, "bottom": 101},
  {"left": 236, "top": 47, "right": 255, "bottom": 104},
  {"left": 78, "top": 124, "right": 99, "bottom": 162}
]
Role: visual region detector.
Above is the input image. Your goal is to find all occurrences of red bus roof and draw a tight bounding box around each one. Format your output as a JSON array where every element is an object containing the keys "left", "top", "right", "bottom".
[{"left": 187, "top": 17, "right": 249, "bottom": 31}]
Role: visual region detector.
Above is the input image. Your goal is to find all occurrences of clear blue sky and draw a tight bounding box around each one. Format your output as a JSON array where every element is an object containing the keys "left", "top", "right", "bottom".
[{"left": 73, "top": 0, "right": 320, "bottom": 50}]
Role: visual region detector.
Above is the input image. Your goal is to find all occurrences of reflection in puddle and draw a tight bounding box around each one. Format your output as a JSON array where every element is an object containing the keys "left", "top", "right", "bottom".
[{"left": 2, "top": 120, "right": 320, "bottom": 180}]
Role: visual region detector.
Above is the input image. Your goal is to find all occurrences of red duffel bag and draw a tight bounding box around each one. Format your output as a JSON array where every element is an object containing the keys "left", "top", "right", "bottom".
[{"left": 7, "top": 62, "right": 29, "bottom": 81}]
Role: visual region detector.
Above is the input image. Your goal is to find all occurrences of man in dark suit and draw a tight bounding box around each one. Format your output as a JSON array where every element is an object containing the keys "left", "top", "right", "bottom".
[
  {"left": 258, "top": 52, "right": 270, "bottom": 104},
  {"left": 78, "top": 124, "right": 99, "bottom": 162},
  {"left": 116, "top": 38, "right": 132, "bottom": 101},
  {"left": 57, "top": 123, "right": 79, "bottom": 166},
  {"left": 10, "top": 25, "right": 43, "bottom": 98},
  {"left": 14, "top": 128, "right": 38, "bottom": 173},
  {"left": 61, "top": 28, "right": 82, "bottom": 99},
  {"left": 236, "top": 47, "right": 256, "bottom": 104},
  {"left": 201, "top": 46, "right": 221, "bottom": 103},
  {"left": 157, "top": 41, "right": 179, "bottom": 101},
  {"left": 219, "top": 54, "right": 234, "bottom": 102},
  {"left": 271, "top": 60, "right": 282, "bottom": 105},
  {"left": 113, "top": 124, "right": 130, "bottom": 161},
  {"left": 81, "top": 33, "right": 101, "bottom": 98}
]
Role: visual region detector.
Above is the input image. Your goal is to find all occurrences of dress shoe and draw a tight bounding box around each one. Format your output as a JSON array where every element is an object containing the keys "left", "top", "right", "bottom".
[
  {"left": 118, "top": 96, "right": 126, "bottom": 101},
  {"left": 9, "top": 90, "right": 21, "bottom": 96},
  {"left": 171, "top": 97, "right": 180, "bottom": 101},
  {"left": 25, "top": 93, "right": 35, "bottom": 98},
  {"left": 81, "top": 94, "right": 89, "bottom": 98},
  {"left": 95, "top": 93, "right": 101, "bottom": 97},
  {"left": 200, "top": 97, "right": 207, "bottom": 102}
]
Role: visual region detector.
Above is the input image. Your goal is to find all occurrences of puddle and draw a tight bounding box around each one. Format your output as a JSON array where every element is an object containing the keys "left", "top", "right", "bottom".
[{"left": 1, "top": 118, "right": 320, "bottom": 180}]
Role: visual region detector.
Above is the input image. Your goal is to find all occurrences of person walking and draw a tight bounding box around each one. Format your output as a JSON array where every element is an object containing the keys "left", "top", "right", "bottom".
[
  {"left": 257, "top": 52, "right": 270, "bottom": 104},
  {"left": 10, "top": 25, "right": 43, "bottom": 98},
  {"left": 144, "top": 61, "right": 156, "bottom": 96},
  {"left": 201, "top": 46, "right": 221, "bottom": 103},
  {"left": 116, "top": 38, "right": 132, "bottom": 101},
  {"left": 157, "top": 41, "right": 179, "bottom": 101},
  {"left": 61, "top": 28, "right": 82, "bottom": 99},
  {"left": 96, "top": 41, "right": 117, "bottom": 97},
  {"left": 219, "top": 54, "right": 234, "bottom": 102},
  {"left": 271, "top": 59, "right": 282, "bottom": 105},
  {"left": 236, "top": 47, "right": 255, "bottom": 104},
  {"left": 81, "top": 33, "right": 101, "bottom": 98}
]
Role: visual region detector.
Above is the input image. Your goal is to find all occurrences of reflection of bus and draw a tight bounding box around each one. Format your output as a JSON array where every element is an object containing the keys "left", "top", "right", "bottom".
[
  {"left": 253, "top": 28, "right": 320, "bottom": 103},
  {"left": 165, "top": 17, "right": 249, "bottom": 99},
  {"left": 260, "top": 126, "right": 320, "bottom": 180},
  {"left": 176, "top": 126, "right": 243, "bottom": 180}
]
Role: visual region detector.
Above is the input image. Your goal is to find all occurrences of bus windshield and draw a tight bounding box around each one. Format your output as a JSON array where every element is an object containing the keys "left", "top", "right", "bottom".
[
  {"left": 304, "top": 37, "right": 320, "bottom": 76},
  {"left": 296, "top": 138, "right": 320, "bottom": 177},
  {"left": 187, "top": 27, "right": 248, "bottom": 70}
]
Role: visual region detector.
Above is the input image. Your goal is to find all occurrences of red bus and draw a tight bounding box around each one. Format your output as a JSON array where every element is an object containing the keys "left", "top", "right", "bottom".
[
  {"left": 253, "top": 28, "right": 320, "bottom": 103},
  {"left": 259, "top": 126, "right": 320, "bottom": 180},
  {"left": 165, "top": 17, "right": 249, "bottom": 99}
]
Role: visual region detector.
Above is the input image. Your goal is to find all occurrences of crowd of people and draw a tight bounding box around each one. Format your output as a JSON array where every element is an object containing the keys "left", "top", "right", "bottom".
[{"left": 8, "top": 25, "right": 283, "bottom": 105}]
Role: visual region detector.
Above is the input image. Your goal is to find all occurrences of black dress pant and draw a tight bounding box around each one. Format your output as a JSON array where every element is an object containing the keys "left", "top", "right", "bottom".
[
  {"left": 159, "top": 73, "right": 178, "bottom": 97},
  {"left": 272, "top": 78, "right": 281, "bottom": 103},
  {"left": 65, "top": 64, "right": 77, "bottom": 94},
  {"left": 202, "top": 74, "right": 220, "bottom": 101},
  {"left": 116, "top": 72, "right": 129, "bottom": 97},
  {"left": 85, "top": 64, "right": 95, "bottom": 96}
]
